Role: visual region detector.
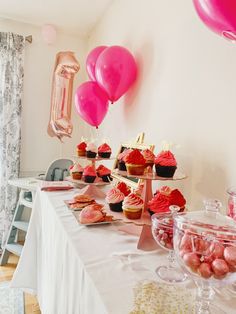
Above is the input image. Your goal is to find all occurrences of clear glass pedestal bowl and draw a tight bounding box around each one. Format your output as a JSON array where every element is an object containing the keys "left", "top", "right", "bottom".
[
  {"left": 151, "top": 206, "right": 187, "bottom": 283},
  {"left": 173, "top": 199, "right": 236, "bottom": 314}
]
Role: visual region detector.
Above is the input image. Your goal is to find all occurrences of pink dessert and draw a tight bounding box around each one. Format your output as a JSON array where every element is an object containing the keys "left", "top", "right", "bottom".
[
  {"left": 96, "top": 165, "right": 111, "bottom": 176},
  {"left": 98, "top": 143, "right": 112, "bottom": 158},
  {"left": 155, "top": 151, "right": 177, "bottom": 166},
  {"left": 70, "top": 163, "right": 83, "bottom": 180},
  {"left": 116, "top": 182, "right": 131, "bottom": 197},
  {"left": 122, "top": 193, "right": 144, "bottom": 219},
  {"left": 148, "top": 186, "right": 186, "bottom": 214},
  {"left": 154, "top": 150, "right": 177, "bottom": 178},
  {"left": 124, "top": 149, "right": 146, "bottom": 176},
  {"left": 106, "top": 188, "right": 124, "bottom": 212},
  {"left": 141, "top": 149, "right": 155, "bottom": 168},
  {"left": 79, "top": 204, "right": 106, "bottom": 224},
  {"left": 77, "top": 141, "right": 87, "bottom": 156},
  {"left": 83, "top": 165, "right": 96, "bottom": 183},
  {"left": 96, "top": 165, "right": 112, "bottom": 182}
]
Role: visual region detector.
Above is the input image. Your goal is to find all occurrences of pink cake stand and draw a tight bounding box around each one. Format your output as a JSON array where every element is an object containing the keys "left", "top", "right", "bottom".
[{"left": 112, "top": 169, "right": 187, "bottom": 251}]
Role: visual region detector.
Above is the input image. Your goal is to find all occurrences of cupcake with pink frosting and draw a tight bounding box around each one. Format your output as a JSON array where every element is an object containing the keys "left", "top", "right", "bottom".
[
  {"left": 83, "top": 165, "right": 96, "bottom": 183},
  {"left": 96, "top": 165, "right": 112, "bottom": 182},
  {"left": 148, "top": 186, "right": 186, "bottom": 215},
  {"left": 86, "top": 142, "right": 97, "bottom": 158},
  {"left": 154, "top": 150, "right": 177, "bottom": 178},
  {"left": 122, "top": 193, "right": 144, "bottom": 219},
  {"left": 70, "top": 163, "right": 83, "bottom": 180},
  {"left": 98, "top": 143, "right": 112, "bottom": 158},
  {"left": 117, "top": 149, "right": 132, "bottom": 171},
  {"left": 105, "top": 188, "right": 125, "bottom": 212},
  {"left": 141, "top": 149, "right": 155, "bottom": 169}
]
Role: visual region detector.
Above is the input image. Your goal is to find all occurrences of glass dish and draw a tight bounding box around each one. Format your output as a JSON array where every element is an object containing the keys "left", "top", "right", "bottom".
[
  {"left": 151, "top": 205, "right": 187, "bottom": 283},
  {"left": 174, "top": 199, "right": 236, "bottom": 314}
]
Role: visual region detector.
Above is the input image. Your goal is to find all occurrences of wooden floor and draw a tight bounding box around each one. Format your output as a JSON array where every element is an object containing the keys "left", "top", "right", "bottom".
[{"left": 0, "top": 254, "right": 41, "bottom": 314}]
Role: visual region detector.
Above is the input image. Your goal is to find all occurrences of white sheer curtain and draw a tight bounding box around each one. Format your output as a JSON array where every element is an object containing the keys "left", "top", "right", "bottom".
[{"left": 0, "top": 32, "right": 25, "bottom": 251}]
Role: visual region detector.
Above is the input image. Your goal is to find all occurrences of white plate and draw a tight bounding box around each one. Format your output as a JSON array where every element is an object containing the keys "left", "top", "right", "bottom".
[
  {"left": 72, "top": 211, "right": 121, "bottom": 226},
  {"left": 78, "top": 220, "right": 121, "bottom": 226}
]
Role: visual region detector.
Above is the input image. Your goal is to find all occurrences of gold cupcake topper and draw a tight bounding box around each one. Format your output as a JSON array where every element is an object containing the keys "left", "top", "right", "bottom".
[
  {"left": 80, "top": 136, "right": 88, "bottom": 143},
  {"left": 102, "top": 137, "right": 110, "bottom": 144},
  {"left": 161, "top": 140, "right": 181, "bottom": 151},
  {"left": 161, "top": 140, "right": 173, "bottom": 151}
]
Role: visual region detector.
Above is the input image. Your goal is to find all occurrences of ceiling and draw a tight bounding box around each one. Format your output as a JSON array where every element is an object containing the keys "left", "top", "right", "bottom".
[{"left": 0, "top": 0, "right": 114, "bottom": 37}]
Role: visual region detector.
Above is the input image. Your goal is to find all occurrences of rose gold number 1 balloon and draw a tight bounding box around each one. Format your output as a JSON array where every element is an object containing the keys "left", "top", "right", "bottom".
[{"left": 47, "top": 51, "right": 80, "bottom": 141}]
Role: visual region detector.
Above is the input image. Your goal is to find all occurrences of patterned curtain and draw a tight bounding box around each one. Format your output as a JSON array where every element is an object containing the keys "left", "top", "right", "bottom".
[{"left": 0, "top": 33, "right": 25, "bottom": 251}]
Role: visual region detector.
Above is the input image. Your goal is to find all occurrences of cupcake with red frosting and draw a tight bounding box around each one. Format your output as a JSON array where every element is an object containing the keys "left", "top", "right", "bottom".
[
  {"left": 83, "top": 165, "right": 96, "bottom": 183},
  {"left": 148, "top": 186, "right": 186, "bottom": 215},
  {"left": 116, "top": 182, "right": 131, "bottom": 196},
  {"left": 77, "top": 141, "right": 87, "bottom": 157},
  {"left": 122, "top": 193, "right": 144, "bottom": 219},
  {"left": 98, "top": 143, "right": 112, "bottom": 158},
  {"left": 117, "top": 149, "right": 132, "bottom": 171},
  {"left": 124, "top": 149, "right": 146, "bottom": 176},
  {"left": 142, "top": 149, "right": 155, "bottom": 169},
  {"left": 154, "top": 150, "right": 177, "bottom": 178},
  {"left": 105, "top": 187, "right": 124, "bottom": 212},
  {"left": 70, "top": 163, "right": 83, "bottom": 180},
  {"left": 169, "top": 189, "right": 186, "bottom": 211},
  {"left": 86, "top": 142, "right": 97, "bottom": 158},
  {"left": 96, "top": 165, "right": 112, "bottom": 182}
]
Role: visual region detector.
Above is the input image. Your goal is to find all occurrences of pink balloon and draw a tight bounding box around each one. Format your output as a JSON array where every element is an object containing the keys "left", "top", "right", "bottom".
[
  {"left": 75, "top": 81, "right": 109, "bottom": 128},
  {"left": 95, "top": 46, "right": 137, "bottom": 102},
  {"left": 193, "top": 0, "right": 236, "bottom": 41},
  {"left": 86, "top": 46, "right": 108, "bottom": 81}
]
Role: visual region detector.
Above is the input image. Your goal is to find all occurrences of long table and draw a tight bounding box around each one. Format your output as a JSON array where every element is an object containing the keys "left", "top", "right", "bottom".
[{"left": 11, "top": 187, "right": 236, "bottom": 313}]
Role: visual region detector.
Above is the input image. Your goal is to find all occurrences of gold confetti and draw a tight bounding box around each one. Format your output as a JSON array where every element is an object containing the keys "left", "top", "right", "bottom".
[{"left": 130, "top": 281, "right": 195, "bottom": 314}]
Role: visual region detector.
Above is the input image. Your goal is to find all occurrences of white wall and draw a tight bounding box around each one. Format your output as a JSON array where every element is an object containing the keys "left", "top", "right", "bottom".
[
  {"left": 88, "top": 0, "right": 236, "bottom": 209},
  {"left": 0, "top": 18, "right": 90, "bottom": 175}
]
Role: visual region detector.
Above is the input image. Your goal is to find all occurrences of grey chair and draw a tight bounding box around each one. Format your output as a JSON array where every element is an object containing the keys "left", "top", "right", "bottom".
[{"left": 42, "top": 158, "right": 74, "bottom": 181}]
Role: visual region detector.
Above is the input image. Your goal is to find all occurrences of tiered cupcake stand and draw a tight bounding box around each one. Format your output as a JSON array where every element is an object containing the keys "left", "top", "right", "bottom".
[
  {"left": 66, "top": 155, "right": 115, "bottom": 198},
  {"left": 112, "top": 169, "right": 187, "bottom": 250}
]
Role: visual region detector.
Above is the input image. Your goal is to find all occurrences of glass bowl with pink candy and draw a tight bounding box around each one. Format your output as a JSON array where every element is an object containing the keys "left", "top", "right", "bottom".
[
  {"left": 151, "top": 205, "right": 187, "bottom": 283},
  {"left": 173, "top": 199, "right": 236, "bottom": 314}
]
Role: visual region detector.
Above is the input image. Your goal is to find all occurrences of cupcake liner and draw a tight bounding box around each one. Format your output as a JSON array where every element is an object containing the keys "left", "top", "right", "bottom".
[
  {"left": 155, "top": 165, "right": 177, "bottom": 178},
  {"left": 118, "top": 161, "right": 127, "bottom": 171},
  {"left": 109, "top": 201, "right": 123, "bottom": 212},
  {"left": 84, "top": 175, "right": 96, "bottom": 183},
  {"left": 86, "top": 151, "right": 97, "bottom": 158},
  {"left": 123, "top": 208, "right": 142, "bottom": 219},
  {"left": 126, "top": 164, "right": 145, "bottom": 176},
  {"left": 77, "top": 150, "right": 86, "bottom": 157},
  {"left": 72, "top": 172, "right": 83, "bottom": 180},
  {"left": 101, "top": 174, "right": 113, "bottom": 182},
  {"left": 98, "top": 152, "right": 111, "bottom": 158}
]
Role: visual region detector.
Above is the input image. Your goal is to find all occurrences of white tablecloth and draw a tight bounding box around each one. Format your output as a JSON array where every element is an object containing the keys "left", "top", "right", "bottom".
[{"left": 11, "top": 187, "right": 236, "bottom": 314}]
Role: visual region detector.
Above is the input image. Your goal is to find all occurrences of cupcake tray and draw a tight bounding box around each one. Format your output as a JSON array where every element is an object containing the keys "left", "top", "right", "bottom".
[
  {"left": 112, "top": 169, "right": 187, "bottom": 181},
  {"left": 73, "top": 155, "right": 115, "bottom": 161},
  {"left": 65, "top": 176, "right": 110, "bottom": 186},
  {"left": 105, "top": 206, "right": 152, "bottom": 226}
]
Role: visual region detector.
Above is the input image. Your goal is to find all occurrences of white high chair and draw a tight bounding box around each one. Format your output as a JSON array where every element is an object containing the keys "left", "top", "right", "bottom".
[{"left": 0, "top": 158, "right": 73, "bottom": 265}]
